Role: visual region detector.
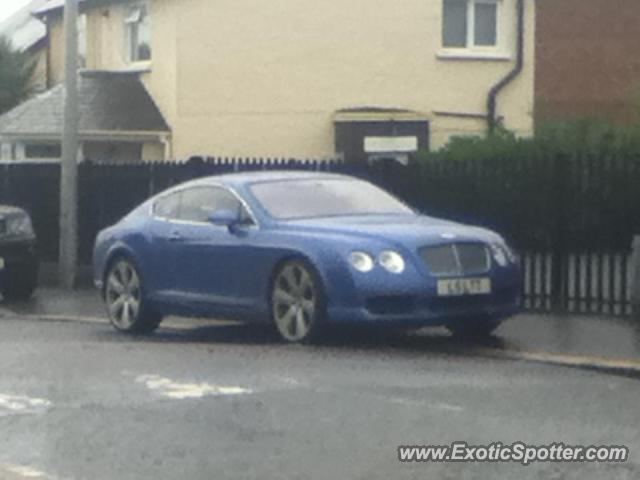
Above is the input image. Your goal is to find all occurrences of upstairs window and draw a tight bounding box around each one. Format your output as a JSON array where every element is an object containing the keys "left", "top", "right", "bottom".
[
  {"left": 442, "top": 0, "right": 499, "bottom": 49},
  {"left": 125, "top": 3, "right": 151, "bottom": 63}
]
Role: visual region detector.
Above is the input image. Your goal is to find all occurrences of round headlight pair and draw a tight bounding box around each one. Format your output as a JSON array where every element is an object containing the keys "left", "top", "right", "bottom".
[{"left": 349, "top": 251, "right": 405, "bottom": 274}]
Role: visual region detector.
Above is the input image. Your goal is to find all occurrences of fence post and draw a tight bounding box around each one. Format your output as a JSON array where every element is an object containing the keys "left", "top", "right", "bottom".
[
  {"left": 2, "top": 163, "right": 10, "bottom": 202},
  {"left": 551, "top": 154, "right": 569, "bottom": 310}
]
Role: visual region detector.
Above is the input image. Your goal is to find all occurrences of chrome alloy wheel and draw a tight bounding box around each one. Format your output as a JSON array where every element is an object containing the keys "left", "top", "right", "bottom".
[
  {"left": 105, "top": 260, "right": 142, "bottom": 330},
  {"left": 272, "top": 262, "right": 319, "bottom": 342}
]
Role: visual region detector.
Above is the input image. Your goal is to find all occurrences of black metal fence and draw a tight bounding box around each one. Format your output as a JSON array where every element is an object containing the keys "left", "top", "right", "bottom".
[{"left": 0, "top": 154, "right": 638, "bottom": 316}]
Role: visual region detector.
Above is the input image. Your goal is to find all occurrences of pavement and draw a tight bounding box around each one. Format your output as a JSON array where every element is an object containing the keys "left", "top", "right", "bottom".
[{"left": 2, "top": 287, "right": 640, "bottom": 375}]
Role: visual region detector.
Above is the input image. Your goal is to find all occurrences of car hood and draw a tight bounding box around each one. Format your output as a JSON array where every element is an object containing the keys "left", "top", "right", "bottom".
[
  {"left": 0, "top": 205, "right": 25, "bottom": 218},
  {"left": 279, "top": 214, "right": 501, "bottom": 249}
]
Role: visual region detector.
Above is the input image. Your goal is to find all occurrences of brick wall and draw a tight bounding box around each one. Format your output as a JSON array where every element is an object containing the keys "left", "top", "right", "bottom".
[{"left": 536, "top": 0, "right": 640, "bottom": 123}]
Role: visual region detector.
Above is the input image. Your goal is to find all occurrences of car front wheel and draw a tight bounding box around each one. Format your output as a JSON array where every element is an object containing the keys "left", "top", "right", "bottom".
[
  {"left": 271, "top": 260, "right": 326, "bottom": 343},
  {"left": 104, "top": 258, "right": 161, "bottom": 334}
]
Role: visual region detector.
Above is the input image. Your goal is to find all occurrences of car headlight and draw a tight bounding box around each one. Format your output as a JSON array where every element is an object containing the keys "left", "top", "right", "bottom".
[
  {"left": 349, "top": 251, "right": 374, "bottom": 273},
  {"left": 490, "top": 244, "right": 507, "bottom": 267},
  {"left": 6, "top": 214, "right": 34, "bottom": 237},
  {"left": 378, "top": 250, "right": 405, "bottom": 274},
  {"left": 503, "top": 243, "right": 519, "bottom": 264},
  {"left": 491, "top": 243, "right": 517, "bottom": 267}
]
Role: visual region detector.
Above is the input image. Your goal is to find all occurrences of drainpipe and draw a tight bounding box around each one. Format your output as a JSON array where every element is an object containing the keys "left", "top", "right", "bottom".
[
  {"left": 44, "top": 19, "right": 52, "bottom": 89},
  {"left": 487, "top": 0, "right": 525, "bottom": 133}
]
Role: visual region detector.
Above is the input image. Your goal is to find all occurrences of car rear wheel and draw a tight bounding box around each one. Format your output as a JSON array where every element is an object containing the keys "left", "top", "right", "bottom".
[
  {"left": 271, "top": 260, "right": 326, "bottom": 343},
  {"left": 104, "top": 258, "right": 161, "bottom": 334}
]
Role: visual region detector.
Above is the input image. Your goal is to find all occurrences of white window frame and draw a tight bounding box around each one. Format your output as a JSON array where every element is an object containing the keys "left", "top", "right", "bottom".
[
  {"left": 125, "top": 2, "right": 152, "bottom": 64},
  {"left": 440, "top": 0, "right": 507, "bottom": 60}
]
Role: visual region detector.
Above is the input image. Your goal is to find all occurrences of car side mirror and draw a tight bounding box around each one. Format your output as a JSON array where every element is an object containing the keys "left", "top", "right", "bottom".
[{"left": 208, "top": 209, "right": 240, "bottom": 228}]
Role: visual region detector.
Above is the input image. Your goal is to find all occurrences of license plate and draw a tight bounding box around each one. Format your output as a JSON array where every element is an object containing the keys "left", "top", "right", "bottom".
[
  {"left": 0, "top": 257, "right": 4, "bottom": 270},
  {"left": 437, "top": 278, "right": 491, "bottom": 296}
]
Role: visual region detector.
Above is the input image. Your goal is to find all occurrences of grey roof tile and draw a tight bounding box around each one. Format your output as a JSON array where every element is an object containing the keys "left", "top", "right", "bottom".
[{"left": 0, "top": 71, "right": 170, "bottom": 137}]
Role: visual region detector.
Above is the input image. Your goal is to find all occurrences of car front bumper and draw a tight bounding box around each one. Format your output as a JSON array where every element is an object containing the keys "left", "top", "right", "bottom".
[
  {"left": 325, "top": 265, "right": 522, "bottom": 327},
  {"left": 0, "top": 238, "right": 39, "bottom": 287},
  {"left": 328, "top": 287, "right": 522, "bottom": 327}
]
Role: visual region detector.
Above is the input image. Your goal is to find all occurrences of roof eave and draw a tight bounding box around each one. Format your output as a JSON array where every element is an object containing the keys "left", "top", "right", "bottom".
[{"left": 0, "top": 130, "right": 171, "bottom": 142}]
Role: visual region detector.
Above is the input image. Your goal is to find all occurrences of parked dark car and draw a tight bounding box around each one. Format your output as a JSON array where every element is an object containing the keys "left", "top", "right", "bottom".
[
  {"left": 93, "top": 172, "right": 522, "bottom": 342},
  {"left": 0, "top": 205, "right": 39, "bottom": 301}
]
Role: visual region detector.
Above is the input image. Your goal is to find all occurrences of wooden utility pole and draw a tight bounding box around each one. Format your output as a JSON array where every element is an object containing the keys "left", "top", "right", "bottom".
[{"left": 59, "top": 0, "right": 79, "bottom": 289}]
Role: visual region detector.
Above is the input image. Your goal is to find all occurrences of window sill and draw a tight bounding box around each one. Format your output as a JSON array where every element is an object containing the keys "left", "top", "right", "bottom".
[{"left": 437, "top": 51, "right": 512, "bottom": 62}]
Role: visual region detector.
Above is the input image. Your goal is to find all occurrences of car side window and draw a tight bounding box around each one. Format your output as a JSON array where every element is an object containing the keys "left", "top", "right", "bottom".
[
  {"left": 154, "top": 192, "right": 182, "bottom": 219},
  {"left": 178, "top": 186, "right": 254, "bottom": 225}
]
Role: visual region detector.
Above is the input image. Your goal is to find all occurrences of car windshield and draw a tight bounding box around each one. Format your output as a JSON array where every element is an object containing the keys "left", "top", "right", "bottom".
[{"left": 250, "top": 178, "right": 414, "bottom": 219}]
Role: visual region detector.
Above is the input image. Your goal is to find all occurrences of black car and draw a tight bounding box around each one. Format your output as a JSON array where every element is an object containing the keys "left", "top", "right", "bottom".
[{"left": 0, "top": 205, "right": 38, "bottom": 301}]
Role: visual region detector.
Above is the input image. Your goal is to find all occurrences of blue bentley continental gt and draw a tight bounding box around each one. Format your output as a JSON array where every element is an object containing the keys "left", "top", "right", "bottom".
[{"left": 93, "top": 172, "right": 522, "bottom": 342}]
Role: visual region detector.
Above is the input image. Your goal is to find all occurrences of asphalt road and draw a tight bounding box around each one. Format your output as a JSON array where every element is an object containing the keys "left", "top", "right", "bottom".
[{"left": 0, "top": 316, "right": 638, "bottom": 480}]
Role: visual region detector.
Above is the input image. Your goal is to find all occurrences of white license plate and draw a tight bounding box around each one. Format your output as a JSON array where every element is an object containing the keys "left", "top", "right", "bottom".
[
  {"left": 437, "top": 278, "right": 491, "bottom": 296},
  {"left": 0, "top": 257, "right": 4, "bottom": 270}
]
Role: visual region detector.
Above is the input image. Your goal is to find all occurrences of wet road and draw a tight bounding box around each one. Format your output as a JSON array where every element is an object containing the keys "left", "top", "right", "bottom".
[{"left": 0, "top": 316, "right": 638, "bottom": 480}]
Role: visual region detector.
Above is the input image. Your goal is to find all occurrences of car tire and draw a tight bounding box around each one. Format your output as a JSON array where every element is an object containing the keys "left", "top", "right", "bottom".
[
  {"left": 446, "top": 317, "right": 501, "bottom": 340},
  {"left": 104, "top": 258, "right": 162, "bottom": 334},
  {"left": 270, "top": 259, "right": 326, "bottom": 343},
  {"left": 2, "top": 267, "right": 38, "bottom": 301}
]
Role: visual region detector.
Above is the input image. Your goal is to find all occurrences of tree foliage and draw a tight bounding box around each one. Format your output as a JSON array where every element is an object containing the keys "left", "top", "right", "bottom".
[{"left": 0, "top": 36, "right": 36, "bottom": 115}]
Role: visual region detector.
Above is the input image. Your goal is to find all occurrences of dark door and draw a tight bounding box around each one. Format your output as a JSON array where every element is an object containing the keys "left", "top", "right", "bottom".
[
  {"left": 146, "top": 190, "right": 184, "bottom": 301},
  {"left": 171, "top": 186, "right": 257, "bottom": 311}
]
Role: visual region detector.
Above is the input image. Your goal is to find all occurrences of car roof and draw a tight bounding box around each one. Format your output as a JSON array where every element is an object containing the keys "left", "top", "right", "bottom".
[{"left": 185, "top": 170, "right": 355, "bottom": 188}]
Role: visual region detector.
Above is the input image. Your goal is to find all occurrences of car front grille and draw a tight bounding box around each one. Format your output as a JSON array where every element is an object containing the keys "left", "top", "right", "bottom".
[{"left": 420, "top": 243, "right": 490, "bottom": 276}]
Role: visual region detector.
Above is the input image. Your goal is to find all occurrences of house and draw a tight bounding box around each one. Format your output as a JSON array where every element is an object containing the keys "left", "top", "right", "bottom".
[
  {"left": 0, "top": 0, "right": 535, "bottom": 163},
  {"left": 0, "top": 0, "right": 50, "bottom": 92},
  {"left": 536, "top": 0, "right": 640, "bottom": 124}
]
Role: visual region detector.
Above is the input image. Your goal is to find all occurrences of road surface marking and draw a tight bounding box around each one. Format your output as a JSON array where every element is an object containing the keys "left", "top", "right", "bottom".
[
  {"left": 0, "top": 464, "right": 52, "bottom": 479},
  {"left": 135, "top": 374, "right": 252, "bottom": 400},
  {"left": 0, "top": 394, "right": 51, "bottom": 417}
]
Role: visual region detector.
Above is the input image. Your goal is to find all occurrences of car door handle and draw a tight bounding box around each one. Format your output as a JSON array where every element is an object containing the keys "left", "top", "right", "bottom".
[{"left": 168, "top": 231, "right": 183, "bottom": 242}]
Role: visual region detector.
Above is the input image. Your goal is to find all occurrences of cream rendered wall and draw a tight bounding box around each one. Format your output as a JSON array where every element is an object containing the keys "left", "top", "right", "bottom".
[
  {"left": 29, "top": 46, "right": 48, "bottom": 92},
  {"left": 48, "top": 15, "right": 64, "bottom": 85},
  {"left": 141, "top": 141, "right": 166, "bottom": 161},
  {"left": 46, "top": 0, "right": 535, "bottom": 159},
  {"left": 170, "top": 0, "right": 535, "bottom": 158}
]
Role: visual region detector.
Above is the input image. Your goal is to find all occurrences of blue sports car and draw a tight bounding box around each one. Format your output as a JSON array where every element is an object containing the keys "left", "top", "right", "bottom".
[{"left": 93, "top": 171, "right": 521, "bottom": 342}]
